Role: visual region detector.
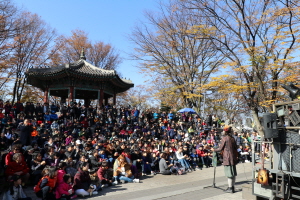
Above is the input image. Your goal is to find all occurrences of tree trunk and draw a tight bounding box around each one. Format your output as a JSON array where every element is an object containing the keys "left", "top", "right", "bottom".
[
  {"left": 251, "top": 108, "right": 264, "bottom": 136},
  {"left": 12, "top": 77, "right": 18, "bottom": 105},
  {"left": 17, "top": 77, "right": 26, "bottom": 101}
]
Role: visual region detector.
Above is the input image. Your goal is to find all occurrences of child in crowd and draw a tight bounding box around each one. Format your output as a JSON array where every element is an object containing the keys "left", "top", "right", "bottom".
[
  {"left": 89, "top": 168, "right": 102, "bottom": 191},
  {"left": 55, "top": 174, "right": 75, "bottom": 200},
  {"left": 97, "top": 161, "right": 114, "bottom": 187},
  {"left": 57, "top": 162, "right": 67, "bottom": 183},
  {"left": 34, "top": 166, "right": 57, "bottom": 200},
  {"left": 3, "top": 175, "right": 32, "bottom": 200},
  {"left": 141, "top": 152, "right": 152, "bottom": 175}
]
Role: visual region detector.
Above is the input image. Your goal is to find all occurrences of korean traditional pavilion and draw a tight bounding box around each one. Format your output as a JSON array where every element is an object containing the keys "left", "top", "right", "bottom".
[{"left": 26, "top": 49, "right": 134, "bottom": 107}]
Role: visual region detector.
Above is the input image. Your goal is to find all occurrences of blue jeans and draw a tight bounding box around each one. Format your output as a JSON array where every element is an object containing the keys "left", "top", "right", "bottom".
[
  {"left": 143, "top": 163, "right": 152, "bottom": 173},
  {"left": 114, "top": 175, "right": 134, "bottom": 182},
  {"left": 178, "top": 159, "right": 190, "bottom": 169},
  {"left": 200, "top": 156, "right": 211, "bottom": 166}
]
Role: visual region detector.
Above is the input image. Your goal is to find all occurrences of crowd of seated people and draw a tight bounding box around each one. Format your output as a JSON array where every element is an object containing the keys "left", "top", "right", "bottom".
[{"left": 0, "top": 100, "right": 253, "bottom": 199}]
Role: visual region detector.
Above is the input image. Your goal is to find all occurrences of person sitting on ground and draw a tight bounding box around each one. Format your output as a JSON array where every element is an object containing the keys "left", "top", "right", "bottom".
[
  {"left": 113, "top": 153, "right": 131, "bottom": 172},
  {"left": 57, "top": 162, "right": 67, "bottom": 183},
  {"left": 89, "top": 149, "right": 102, "bottom": 168},
  {"left": 55, "top": 174, "right": 75, "bottom": 200},
  {"left": 113, "top": 155, "right": 139, "bottom": 184},
  {"left": 5, "top": 153, "right": 30, "bottom": 187},
  {"left": 141, "top": 151, "right": 152, "bottom": 175},
  {"left": 31, "top": 153, "right": 47, "bottom": 185},
  {"left": 73, "top": 162, "right": 98, "bottom": 197},
  {"left": 89, "top": 168, "right": 102, "bottom": 191},
  {"left": 3, "top": 175, "right": 32, "bottom": 200},
  {"left": 34, "top": 166, "right": 57, "bottom": 200},
  {"left": 97, "top": 161, "right": 114, "bottom": 187},
  {"left": 5, "top": 144, "right": 23, "bottom": 166},
  {"left": 159, "top": 152, "right": 173, "bottom": 175},
  {"left": 196, "top": 145, "right": 210, "bottom": 168},
  {"left": 175, "top": 146, "right": 192, "bottom": 172},
  {"left": 65, "top": 157, "right": 77, "bottom": 177},
  {"left": 150, "top": 152, "right": 159, "bottom": 174}
]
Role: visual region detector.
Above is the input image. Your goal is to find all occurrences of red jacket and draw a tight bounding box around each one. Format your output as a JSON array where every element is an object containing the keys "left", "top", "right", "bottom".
[
  {"left": 97, "top": 167, "right": 108, "bottom": 181},
  {"left": 55, "top": 181, "right": 73, "bottom": 199},
  {"left": 5, "top": 160, "right": 29, "bottom": 176},
  {"left": 196, "top": 149, "right": 206, "bottom": 157},
  {"left": 5, "top": 152, "right": 25, "bottom": 166},
  {"left": 73, "top": 169, "right": 91, "bottom": 191},
  {"left": 81, "top": 120, "right": 89, "bottom": 128}
]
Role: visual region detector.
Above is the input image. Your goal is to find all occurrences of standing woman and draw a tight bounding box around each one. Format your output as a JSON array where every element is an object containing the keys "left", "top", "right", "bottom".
[{"left": 212, "top": 125, "right": 238, "bottom": 193}]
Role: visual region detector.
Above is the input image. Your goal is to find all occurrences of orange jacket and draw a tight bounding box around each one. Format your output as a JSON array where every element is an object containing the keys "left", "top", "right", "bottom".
[
  {"left": 31, "top": 129, "right": 38, "bottom": 137},
  {"left": 34, "top": 175, "right": 57, "bottom": 193}
]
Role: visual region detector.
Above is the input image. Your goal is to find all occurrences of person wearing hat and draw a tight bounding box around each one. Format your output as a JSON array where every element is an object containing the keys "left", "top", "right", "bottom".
[{"left": 211, "top": 125, "right": 238, "bottom": 193}]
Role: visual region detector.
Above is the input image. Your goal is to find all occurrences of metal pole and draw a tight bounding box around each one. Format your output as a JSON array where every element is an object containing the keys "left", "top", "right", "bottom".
[{"left": 213, "top": 163, "right": 216, "bottom": 188}]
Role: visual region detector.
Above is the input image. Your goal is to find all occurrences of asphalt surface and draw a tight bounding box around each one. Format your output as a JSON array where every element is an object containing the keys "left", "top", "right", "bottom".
[{"left": 1, "top": 162, "right": 254, "bottom": 200}]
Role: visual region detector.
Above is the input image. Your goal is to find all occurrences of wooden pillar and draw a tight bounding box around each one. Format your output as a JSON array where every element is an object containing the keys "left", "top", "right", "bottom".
[
  {"left": 69, "top": 86, "right": 74, "bottom": 103},
  {"left": 44, "top": 88, "right": 49, "bottom": 103},
  {"left": 99, "top": 89, "right": 104, "bottom": 108},
  {"left": 113, "top": 93, "right": 116, "bottom": 105}
]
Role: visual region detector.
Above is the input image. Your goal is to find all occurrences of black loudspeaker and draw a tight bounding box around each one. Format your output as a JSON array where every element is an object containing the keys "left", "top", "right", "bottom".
[
  {"left": 282, "top": 83, "right": 300, "bottom": 99},
  {"left": 263, "top": 113, "right": 279, "bottom": 138}
]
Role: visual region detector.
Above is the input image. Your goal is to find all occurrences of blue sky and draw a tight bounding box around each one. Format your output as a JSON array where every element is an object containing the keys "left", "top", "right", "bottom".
[{"left": 14, "top": 0, "right": 162, "bottom": 86}]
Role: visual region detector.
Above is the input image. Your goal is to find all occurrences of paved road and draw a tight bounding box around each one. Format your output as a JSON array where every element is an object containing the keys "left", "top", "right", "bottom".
[{"left": 10, "top": 162, "right": 254, "bottom": 200}]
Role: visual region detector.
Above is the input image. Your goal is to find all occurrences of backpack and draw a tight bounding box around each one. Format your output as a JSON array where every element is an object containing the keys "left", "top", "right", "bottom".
[
  {"left": 177, "top": 168, "right": 183, "bottom": 175},
  {"left": 171, "top": 163, "right": 186, "bottom": 175}
]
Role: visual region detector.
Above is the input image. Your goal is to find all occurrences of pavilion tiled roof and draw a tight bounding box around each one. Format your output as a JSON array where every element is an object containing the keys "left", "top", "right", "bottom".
[
  {"left": 26, "top": 58, "right": 134, "bottom": 94},
  {"left": 27, "top": 59, "right": 117, "bottom": 78}
]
